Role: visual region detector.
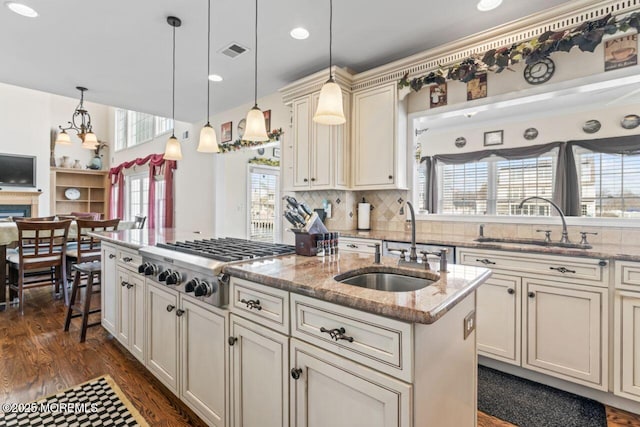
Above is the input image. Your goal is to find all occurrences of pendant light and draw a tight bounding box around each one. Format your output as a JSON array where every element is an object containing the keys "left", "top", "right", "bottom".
[
  {"left": 313, "top": 0, "right": 346, "bottom": 125},
  {"left": 197, "top": 0, "right": 219, "bottom": 152},
  {"left": 242, "top": 0, "right": 269, "bottom": 142},
  {"left": 164, "top": 16, "right": 183, "bottom": 161}
]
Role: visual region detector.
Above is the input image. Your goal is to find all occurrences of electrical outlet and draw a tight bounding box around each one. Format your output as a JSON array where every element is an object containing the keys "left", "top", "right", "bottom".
[{"left": 463, "top": 310, "right": 476, "bottom": 340}]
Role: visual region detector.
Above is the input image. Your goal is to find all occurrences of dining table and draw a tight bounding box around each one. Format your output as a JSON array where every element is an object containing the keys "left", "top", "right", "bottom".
[{"left": 0, "top": 220, "right": 136, "bottom": 311}]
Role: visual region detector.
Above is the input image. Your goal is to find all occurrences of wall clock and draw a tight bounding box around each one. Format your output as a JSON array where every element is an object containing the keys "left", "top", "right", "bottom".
[
  {"left": 523, "top": 58, "right": 555, "bottom": 85},
  {"left": 64, "top": 187, "right": 81, "bottom": 200},
  {"left": 237, "top": 119, "right": 246, "bottom": 139}
]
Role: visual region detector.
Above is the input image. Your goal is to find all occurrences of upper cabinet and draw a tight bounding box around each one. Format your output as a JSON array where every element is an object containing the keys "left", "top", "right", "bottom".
[{"left": 352, "top": 83, "right": 407, "bottom": 190}]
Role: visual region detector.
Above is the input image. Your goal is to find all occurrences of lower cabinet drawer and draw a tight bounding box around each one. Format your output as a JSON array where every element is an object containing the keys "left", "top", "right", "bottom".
[
  {"left": 117, "top": 249, "right": 142, "bottom": 271},
  {"left": 290, "top": 293, "right": 413, "bottom": 382},
  {"left": 615, "top": 261, "right": 640, "bottom": 291},
  {"left": 230, "top": 277, "right": 289, "bottom": 334},
  {"left": 339, "top": 237, "right": 382, "bottom": 254}
]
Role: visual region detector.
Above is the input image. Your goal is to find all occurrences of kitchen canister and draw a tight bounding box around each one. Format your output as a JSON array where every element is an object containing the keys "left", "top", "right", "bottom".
[{"left": 357, "top": 202, "right": 371, "bottom": 230}]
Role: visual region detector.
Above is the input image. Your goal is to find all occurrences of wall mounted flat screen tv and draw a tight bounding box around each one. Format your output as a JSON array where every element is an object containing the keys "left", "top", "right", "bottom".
[{"left": 0, "top": 154, "right": 36, "bottom": 187}]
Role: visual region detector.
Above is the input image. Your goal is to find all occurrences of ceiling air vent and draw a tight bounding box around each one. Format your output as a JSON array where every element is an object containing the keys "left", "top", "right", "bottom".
[{"left": 220, "top": 42, "right": 249, "bottom": 59}]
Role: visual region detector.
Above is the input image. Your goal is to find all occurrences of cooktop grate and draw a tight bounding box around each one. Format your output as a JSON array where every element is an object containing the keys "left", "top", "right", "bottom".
[{"left": 157, "top": 237, "right": 295, "bottom": 262}]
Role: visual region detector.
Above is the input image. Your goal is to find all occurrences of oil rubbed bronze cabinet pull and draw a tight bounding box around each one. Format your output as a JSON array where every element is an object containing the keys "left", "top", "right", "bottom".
[
  {"left": 320, "top": 326, "right": 354, "bottom": 343},
  {"left": 528, "top": 292, "right": 535, "bottom": 298},
  {"left": 346, "top": 244, "right": 358, "bottom": 248},
  {"left": 228, "top": 336, "right": 237, "bottom": 346},
  {"left": 507, "top": 288, "right": 515, "bottom": 295},
  {"left": 108, "top": 254, "right": 116, "bottom": 259},
  {"left": 176, "top": 309, "right": 185, "bottom": 317},
  {"left": 123, "top": 257, "right": 133, "bottom": 263},
  {"left": 166, "top": 304, "right": 176, "bottom": 312},
  {"left": 240, "top": 298, "right": 262, "bottom": 311},
  {"left": 126, "top": 283, "right": 134, "bottom": 289},
  {"left": 121, "top": 281, "right": 129, "bottom": 287},
  {"left": 476, "top": 258, "right": 496, "bottom": 265},
  {"left": 291, "top": 368, "right": 303, "bottom": 380},
  {"left": 549, "top": 266, "right": 576, "bottom": 274}
]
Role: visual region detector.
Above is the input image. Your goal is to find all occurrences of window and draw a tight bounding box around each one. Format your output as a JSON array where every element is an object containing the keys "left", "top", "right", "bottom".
[
  {"left": 126, "top": 174, "right": 149, "bottom": 221},
  {"left": 248, "top": 166, "right": 279, "bottom": 242},
  {"left": 576, "top": 148, "right": 640, "bottom": 218},
  {"left": 432, "top": 151, "right": 556, "bottom": 216},
  {"left": 115, "top": 109, "right": 174, "bottom": 150}
]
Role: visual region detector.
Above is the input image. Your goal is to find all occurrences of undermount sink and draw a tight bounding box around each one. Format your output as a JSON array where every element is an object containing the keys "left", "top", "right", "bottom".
[
  {"left": 335, "top": 268, "right": 436, "bottom": 292},
  {"left": 474, "top": 237, "right": 592, "bottom": 249}
]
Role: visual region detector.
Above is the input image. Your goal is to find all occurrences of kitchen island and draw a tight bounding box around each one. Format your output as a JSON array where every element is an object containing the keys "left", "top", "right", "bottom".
[{"left": 91, "top": 228, "right": 491, "bottom": 427}]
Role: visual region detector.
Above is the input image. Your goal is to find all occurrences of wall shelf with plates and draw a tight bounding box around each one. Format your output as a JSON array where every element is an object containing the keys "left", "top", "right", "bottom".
[{"left": 50, "top": 168, "right": 109, "bottom": 218}]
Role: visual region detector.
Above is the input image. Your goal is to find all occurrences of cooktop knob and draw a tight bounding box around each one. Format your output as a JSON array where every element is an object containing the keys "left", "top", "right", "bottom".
[
  {"left": 158, "top": 269, "right": 173, "bottom": 282},
  {"left": 144, "top": 264, "right": 158, "bottom": 276},
  {"left": 184, "top": 278, "right": 200, "bottom": 293},
  {"left": 166, "top": 271, "right": 182, "bottom": 286},
  {"left": 194, "top": 281, "right": 213, "bottom": 297},
  {"left": 138, "top": 262, "right": 149, "bottom": 274}
]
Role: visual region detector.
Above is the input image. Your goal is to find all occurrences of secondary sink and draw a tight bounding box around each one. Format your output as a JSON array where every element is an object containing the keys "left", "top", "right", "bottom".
[{"left": 335, "top": 268, "right": 437, "bottom": 292}]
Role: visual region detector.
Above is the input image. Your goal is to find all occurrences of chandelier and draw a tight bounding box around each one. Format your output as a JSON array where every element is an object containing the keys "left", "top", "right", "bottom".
[{"left": 55, "top": 86, "right": 98, "bottom": 149}]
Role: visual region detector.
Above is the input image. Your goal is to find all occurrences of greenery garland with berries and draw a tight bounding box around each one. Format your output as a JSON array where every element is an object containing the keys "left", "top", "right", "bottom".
[
  {"left": 398, "top": 12, "right": 640, "bottom": 92},
  {"left": 217, "top": 128, "right": 284, "bottom": 153}
]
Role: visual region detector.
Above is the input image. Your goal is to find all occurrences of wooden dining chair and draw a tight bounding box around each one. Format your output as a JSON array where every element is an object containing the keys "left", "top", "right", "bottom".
[{"left": 7, "top": 219, "right": 72, "bottom": 314}]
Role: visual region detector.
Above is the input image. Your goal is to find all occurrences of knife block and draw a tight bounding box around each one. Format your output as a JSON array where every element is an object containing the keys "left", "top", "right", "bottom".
[{"left": 293, "top": 231, "right": 319, "bottom": 256}]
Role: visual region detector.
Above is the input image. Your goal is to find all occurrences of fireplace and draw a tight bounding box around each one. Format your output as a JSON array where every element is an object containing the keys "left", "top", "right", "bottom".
[{"left": 0, "top": 204, "right": 31, "bottom": 219}]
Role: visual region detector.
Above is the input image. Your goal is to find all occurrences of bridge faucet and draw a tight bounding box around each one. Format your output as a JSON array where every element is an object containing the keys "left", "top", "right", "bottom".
[
  {"left": 518, "top": 196, "right": 570, "bottom": 244},
  {"left": 406, "top": 201, "right": 418, "bottom": 262}
]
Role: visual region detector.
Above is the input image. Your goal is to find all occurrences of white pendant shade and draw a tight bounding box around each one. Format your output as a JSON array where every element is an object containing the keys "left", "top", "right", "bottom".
[
  {"left": 313, "top": 79, "right": 346, "bottom": 125},
  {"left": 243, "top": 106, "right": 269, "bottom": 141},
  {"left": 55, "top": 130, "right": 71, "bottom": 145},
  {"left": 197, "top": 123, "right": 220, "bottom": 152},
  {"left": 81, "top": 131, "right": 98, "bottom": 149},
  {"left": 164, "top": 135, "right": 183, "bottom": 160}
]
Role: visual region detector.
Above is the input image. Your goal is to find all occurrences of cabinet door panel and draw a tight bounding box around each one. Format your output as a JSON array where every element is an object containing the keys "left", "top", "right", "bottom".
[
  {"left": 129, "top": 273, "right": 145, "bottom": 363},
  {"left": 101, "top": 246, "right": 117, "bottom": 335},
  {"left": 311, "top": 92, "right": 332, "bottom": 187},
  {"left": 230, "top": 315, "right": 288, "bottom": 427},
  {"left": 181, "top": 298, "right": 227, "bottom": 426},
  {"left": 291, "top": 339, "right": 411, "bottom": 427},
  {"left": 476, "top": 274, "right": 521, "bottom": 364},
  {"left": 523, "top": 280, "right": 604, "bottom": 388},
  {"left": 116, "top": 267, "right": 130, "bottom": 347},
  {"left": 146, "top": 284, "right": 179, "bottom": 393},
  {"left": 615, "top": 291, "right": 640, "bottom": 401},
  {"left": 293, "top": 96, "right": 311, "bottom": 188}
]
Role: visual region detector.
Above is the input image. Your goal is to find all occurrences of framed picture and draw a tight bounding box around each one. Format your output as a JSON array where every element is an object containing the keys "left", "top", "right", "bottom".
[
  {"left": 605, "top": 34, "right": 637, "bottom": 71},
  {"left": 221, "top": 121, "right": 232, "bottom": 143},
  {"left": 272, "top": 147, "right": 280, "bottom": 158},
  {"left": 263, "top": 109, "right": 271, "bottom": 132},
  {"left": 467, "top": 72, "right": 487, "bottom": 101},
  {"left": 429, "top": 83, "right": 447, "bottom": 108},
  {"left": 484, "top": 130, "right": 504, "bottom": 146}
]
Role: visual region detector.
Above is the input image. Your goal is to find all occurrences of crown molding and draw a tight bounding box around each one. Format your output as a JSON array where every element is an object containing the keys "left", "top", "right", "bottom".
[{"left": 279, "top": 66, "right": 354, "bottom": 105}]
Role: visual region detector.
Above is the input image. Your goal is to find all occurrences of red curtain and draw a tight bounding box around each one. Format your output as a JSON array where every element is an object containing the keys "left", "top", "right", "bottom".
[{"left": 108, "top": 154, "right": 177, "bottom": 227}]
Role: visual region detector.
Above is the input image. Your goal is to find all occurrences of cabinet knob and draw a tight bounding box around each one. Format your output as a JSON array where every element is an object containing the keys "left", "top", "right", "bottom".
[
  {"left": 388, "top": 175, "right": 393, "bottom": 180},
  {"left": 290, "top": 368, "right": 303, "bottom": 380},
  {"left": 507, "top": 288, "right": 515, "bottom": 295},
  {"left": 126, "top": 283, "right": 134, "bottom": 289},
  {"left": 123, "top": 257, "right": 133, "bottom": 263},
  {"left": 121, "top": 281, "right": 128, "bottom": 287},
  {"left": 311, "top": 178, "right": 316, "bottom": 182},
  {"left": 166, "top": 304, "right": 176, "bottom": 312},
  {"left": 598, "top": 260, "right": 607, "bottom": 267},
  {"left": 228, "top": 336, "right": 237, "bottom": 346},
  {"left": 528, "top": 292, "right": 535, "bottom": 298},
  {"left": 108, "top": 254, "right": 116, "bottom": 259},
  {"left": 176, "top": 309, "right": 185, "bottom": 317},
  {"left": 303, "top": 178, "right": 308, "bottom": 182}
]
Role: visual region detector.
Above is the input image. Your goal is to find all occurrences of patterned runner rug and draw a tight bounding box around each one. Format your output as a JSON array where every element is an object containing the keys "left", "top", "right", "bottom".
[{"left": 0, "top": 375, "right": 148, "bottom": 426}]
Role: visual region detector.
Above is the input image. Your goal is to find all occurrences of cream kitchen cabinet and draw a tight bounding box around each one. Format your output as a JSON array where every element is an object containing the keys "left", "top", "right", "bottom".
[
  {"left": 229, "top": 313, "right": 289, "bottom": 427},
  {"left": 116, "top": 266, "right": 145, "bottom": 363},
  {"left": 290, "top": 92, "right": 349, "bottom": 191},
  {"left": 475, "top": 273, "right": 521, "bottom": 365},
  {"left": 146, "top": 281, "right": 228, "bottom": 426},
  {"left": 351, "top": 83, "right": 407, "bottom": 190},
  {"left": 614, "top": 260, "right": 640, "bottom": 403},
  {"left": 459, "top": 247, "right": 608, "bottom": 390},
  {"left": 338, "top": 236, "right": 382, "bottom": 254},
  {"left": 100, "top": 244, "right": 118, "bottom": 335}
]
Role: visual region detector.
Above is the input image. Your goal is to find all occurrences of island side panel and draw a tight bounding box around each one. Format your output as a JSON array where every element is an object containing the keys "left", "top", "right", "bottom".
[{"left": 413, "top": 292, "right": 477, "bottom": 427}]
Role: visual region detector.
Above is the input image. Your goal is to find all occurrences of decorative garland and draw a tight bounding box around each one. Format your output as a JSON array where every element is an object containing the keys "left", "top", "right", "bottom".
[
  {"left": 248, "top": 157, "right": 280, "bottom": 167},
  {"left": 398, "top": 12, "right": 640, "bottom": 92},
  {"left": 218, "top": 128, "right": 284, "bottom": 153}
]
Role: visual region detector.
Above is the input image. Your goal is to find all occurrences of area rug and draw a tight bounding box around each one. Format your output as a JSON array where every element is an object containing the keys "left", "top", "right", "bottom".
[
  {"left": 478, "top": 365, "right": 607, "bottom": 427},
  {"left": 0, "top": 375, "right": 148, "bottom": 426}
]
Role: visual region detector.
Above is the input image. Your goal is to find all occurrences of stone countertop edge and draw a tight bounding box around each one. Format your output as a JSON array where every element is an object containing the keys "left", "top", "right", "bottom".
[
  {"left": 222, "top": 253, "right": 492, "bottom": 325},
  {"left": 87, "top": 229, "right": 213, "bottom": 251},
  {"left": 336, "top": 229, "right": 640, "bottom": 261}
]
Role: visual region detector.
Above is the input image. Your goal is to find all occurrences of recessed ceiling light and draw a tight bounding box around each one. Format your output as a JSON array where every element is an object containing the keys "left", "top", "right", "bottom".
[
  {"left": 477, "top": 0, "right": 502, "bottom": 12},
  {"left": 290, "top": 27, "right": 310, "bottom": 40},
  {"left": 5, "top": 1, "right": 38, "bottom": 17},
  {"left": 208, "top": 74, "right": 223, "bottom": 82}
]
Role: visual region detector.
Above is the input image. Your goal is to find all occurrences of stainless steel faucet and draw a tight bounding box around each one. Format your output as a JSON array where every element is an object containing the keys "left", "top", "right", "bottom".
[
  {"left": 518, "top": 196, "right": 570, "bottom": 243},
  {"left": 406, "top": 201, "right": 418, "bottom": 262}
]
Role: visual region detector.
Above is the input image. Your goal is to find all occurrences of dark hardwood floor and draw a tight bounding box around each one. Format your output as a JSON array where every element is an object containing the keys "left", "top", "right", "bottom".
[{"left": 1, "top": 286, "right": 639, "bottom": 427}]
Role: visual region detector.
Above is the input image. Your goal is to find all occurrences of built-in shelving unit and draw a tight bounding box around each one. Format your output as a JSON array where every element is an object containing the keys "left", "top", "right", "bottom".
[{"left": 50, "top": 168, "right": 109, "bottom": 218}]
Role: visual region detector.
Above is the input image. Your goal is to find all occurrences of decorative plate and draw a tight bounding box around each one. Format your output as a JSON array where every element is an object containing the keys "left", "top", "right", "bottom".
[
  {"left": 582, "top": 119, "right": 601, "bottom": 134},
  {"left": 621, "top": 114, "right": 640, "bottom": 129},
  {"left": 64, "top": 187, "right": 81, "bottom": 200},
  {"left": 523, "top": 128, "right": 538, "bottom": 140},
  {"left": 455, "top": 137, "right": 467, "bottom": 148}
]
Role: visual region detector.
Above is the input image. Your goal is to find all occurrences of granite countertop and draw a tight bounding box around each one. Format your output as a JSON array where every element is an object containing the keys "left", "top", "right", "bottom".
[
  {"left": 88, "top": 228, "right": 213, "bottom": 250},
  {"left": 223, "top": 252, "right": 491, "bottom": 325},
  {"left": 335, "top": 229, "right": 640, "bottom": 261}
]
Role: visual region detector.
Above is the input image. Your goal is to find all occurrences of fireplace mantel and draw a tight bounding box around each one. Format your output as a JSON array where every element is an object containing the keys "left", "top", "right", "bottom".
[{"left": 0, "top": 191, "right": 42, "bottom": 217}]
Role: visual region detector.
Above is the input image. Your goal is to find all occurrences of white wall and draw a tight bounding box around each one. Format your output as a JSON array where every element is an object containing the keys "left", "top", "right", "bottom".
[{"left": 0, "top": 82, "right": 110, "bottom": 216}]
